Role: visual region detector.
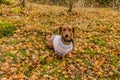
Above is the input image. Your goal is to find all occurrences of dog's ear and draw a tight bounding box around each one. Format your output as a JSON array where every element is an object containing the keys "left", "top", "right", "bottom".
[
  {"left": 72, "top": 28, "right": 75, "bottom": 38},
  {"left": 59, "top": 27, "right": 62, "bottom": 34},
  {"left": 72, "top": 28, "right": 75, "bottom": 33}
]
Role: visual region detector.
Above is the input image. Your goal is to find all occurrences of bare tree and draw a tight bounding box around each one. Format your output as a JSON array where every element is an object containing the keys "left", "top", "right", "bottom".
[
  {"left": 113, "top": 0, "right": 119, "bottom": 11},
  {"left": 68, "top": 0, "right": 73, "bottom": 12},
  {"left": 68, "top": 0, "right": 78, "bottom": 12},
  {"left": 20, "top": 0, "right": 27, "bottom": 7}
]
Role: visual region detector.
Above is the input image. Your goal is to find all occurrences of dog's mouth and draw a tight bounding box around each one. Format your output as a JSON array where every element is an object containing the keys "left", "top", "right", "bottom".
[
  {"left": 61, "top": 34, "right": 72, "bottom": 44},
  {"left": 63, "top": 38, "right": 72, "bottom": 42},
  {"left": 62, "top": 37, "right": 72, "bottom": 44}
]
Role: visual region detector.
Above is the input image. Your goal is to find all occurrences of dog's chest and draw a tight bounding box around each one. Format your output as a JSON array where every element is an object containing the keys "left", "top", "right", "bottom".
[{"left": 51, "top": 35, "right": 73, "bottom": 56}]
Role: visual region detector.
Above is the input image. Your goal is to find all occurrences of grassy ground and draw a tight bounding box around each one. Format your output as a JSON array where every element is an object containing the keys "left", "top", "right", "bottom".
[{"left": 0, "top": 2, "right": 120, "bottom": 80}]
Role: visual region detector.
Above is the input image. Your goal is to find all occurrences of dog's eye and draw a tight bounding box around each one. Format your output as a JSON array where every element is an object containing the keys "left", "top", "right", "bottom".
[
  {"left": 63, "top": 28, "right": 66, "bottom": 31},
  {"left": 68, "top": 29, "right": 71, "bottom": 31}
]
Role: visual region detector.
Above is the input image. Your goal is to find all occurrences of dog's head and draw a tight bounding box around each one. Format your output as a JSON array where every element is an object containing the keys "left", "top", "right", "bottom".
[{"left": 59, "top": 24, "right": 74, "bottom": 44}]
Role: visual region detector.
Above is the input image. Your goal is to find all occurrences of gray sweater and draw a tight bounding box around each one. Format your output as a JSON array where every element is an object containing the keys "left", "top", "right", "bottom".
[{"left": 51, "top": 35, "right": 73, "bottom": 56}]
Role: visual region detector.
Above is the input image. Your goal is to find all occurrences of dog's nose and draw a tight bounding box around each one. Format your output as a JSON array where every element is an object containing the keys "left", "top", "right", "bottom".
[{"left": 65, "top": 34, "right": 68, "bottom": 37}]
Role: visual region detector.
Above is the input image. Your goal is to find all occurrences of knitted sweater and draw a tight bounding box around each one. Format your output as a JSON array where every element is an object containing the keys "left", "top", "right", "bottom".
[{"left": 51, "top": 35, "right": 73, "bottom": 56}]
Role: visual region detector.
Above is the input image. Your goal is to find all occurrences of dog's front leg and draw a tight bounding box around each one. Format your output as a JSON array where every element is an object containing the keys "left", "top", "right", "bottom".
[{"left": 46, "top": 36, "right": 53, "bottom": 49}]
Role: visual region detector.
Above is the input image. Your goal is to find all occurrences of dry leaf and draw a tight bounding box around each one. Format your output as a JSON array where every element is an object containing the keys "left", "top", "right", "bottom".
[
  {"left": 81, "top": 75, "right": 87, "bottom": 80},
  {"left": 70, "top": 75, "right": 75, "bottom": 79},
  {"left": 60, "top": 61, "right": 66, "bottom": 67},
  {"left": 93, "top": 58, "right": 105, "bottom": 71},
  {"left": 64, "top": 74, "right": 69, "bottom": 78},
  {"left": 69, "top": 64, "right": 76, "bottom": 71}
]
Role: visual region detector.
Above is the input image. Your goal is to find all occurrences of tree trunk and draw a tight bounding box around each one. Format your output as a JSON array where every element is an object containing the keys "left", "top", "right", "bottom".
[
  {"left": 68, "top": 0, "right": 73, "bottom": 12},
  {"left": 21, "top": 0, "right": 27, "bottom": 7},
  {"left": 113, "top": 0, "right": 119, "bottom": 11}
]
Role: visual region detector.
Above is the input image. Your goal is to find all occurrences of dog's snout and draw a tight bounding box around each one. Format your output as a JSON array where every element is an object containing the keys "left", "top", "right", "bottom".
[{"left": 65, "top": 34, "right": 68, "bottom": 37}]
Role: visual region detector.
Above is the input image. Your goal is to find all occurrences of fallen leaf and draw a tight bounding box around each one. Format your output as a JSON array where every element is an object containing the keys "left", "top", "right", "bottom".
[
  {"left": 64, "top": 74, "right": 69, "bottom": 78},
  {"left": 60, "top": 61, "right": 66, "bottom": 67},
  {"left": 93, "top": 58, "right": 105, "bottom": 71},
  {"left": 70, "top": 75, "right": 75, "bottom": 79},
  {"left": 69, "top": 64, "right": 76, "bottom": 71},
  {"left": 81, "top": 75, "right": 87, "bottom": 80}
]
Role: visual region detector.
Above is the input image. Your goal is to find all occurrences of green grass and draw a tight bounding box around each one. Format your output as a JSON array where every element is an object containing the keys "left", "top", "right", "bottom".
[
  {"left": 15, "top": 20, "right": 26, "bottom": 27},
  {"left": 3, "top": 39, "right": 26, "bottom": 45},
  {"left": 83, "top": 58, "right": 92, "bottom": 67},
  {"left": 107, "top": 74, "right": 120, "bottom": 80},
  {"left": 3, "top": 51, "right": 15, "bottom": 57},
  {"left": 19, "top": 49, "right": 27, "bottom": 59},
  {"left": 75, "top": 74, "right": 82, "bottom": 80},
  {"left": 12, "top": 56, "right": 17, "bottom": 63},
  {"left": 117, "top": 31, "right": 120, "bottom": 36},
  {"left": 24, "top": 70, "right": 30, "bottom": 77},
  {"left": 109, "top": 55, "right": 119, "bottom": 66},
  {"left": 99, "top": 78, "right": 106, "bottom": 80},
  {"left": 0, "top": 21, "right": 16, "bottom": 38},
  {"left": 0, "top": 74, "right": 3, "bottom": 78},
  {"left": 0, "top": 51, "right": 15, "bottom": 62},
  {"left": 0, "top": 0, "right": 12, "bottom": 5},
  {"left": 39, "top": 55, "right": 46, "bottom": 63},
  {"left": 84, "top": 48, "right": 97, "bottom": 56},
  {"left": 11, "top": 7, "right": 21, "bottom": 14},
  {"left": 87, "top": 37, "right": 105, "bottom": 46}
]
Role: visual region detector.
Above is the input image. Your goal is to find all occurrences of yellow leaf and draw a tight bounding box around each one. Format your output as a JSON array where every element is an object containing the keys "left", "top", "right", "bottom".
[
  {"left": 72, "top": 50, "right": 77, "bottom": 55},
  {"left": 93, "top": 58, "right": 105, "bottom": 71},
  {"left": 76, "top": 59, "right": 82, "bottom": 63},
  {"left": 60, "top": 61, "right": 66, "bottom": 67},
  {"left": 109, "top": 71, "right": 113, "bottom": 75},
  {"left": 64, "top": 74, "right": 69, "bottom": 78},
  {"left": 81, "top": 75, "right": 87, "bottom": 80},
  {"left": 17, "top": 74, "right": 22, "bottom": 79},
  {"left": 62, "top": 71, "right": 67, "bottom": 75},
  {"left": 96, "top": 70, "right": 103, "bottom": 76}
]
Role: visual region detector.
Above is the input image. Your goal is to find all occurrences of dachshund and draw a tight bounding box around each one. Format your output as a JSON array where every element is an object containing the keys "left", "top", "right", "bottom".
[{"left": 46, "top": 24, "right": 75, "bottom": 58}]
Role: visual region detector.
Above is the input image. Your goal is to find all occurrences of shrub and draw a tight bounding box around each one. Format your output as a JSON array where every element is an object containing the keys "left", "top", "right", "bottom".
[
  {"left": 0, "top": 21, "right": 16, "bottom": 38},
  {"left": 11, "top": 7, "right": 21, "bottom": 14},
  {"left": 0, "top": 0, "right": 12, "bottom": 5}
]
